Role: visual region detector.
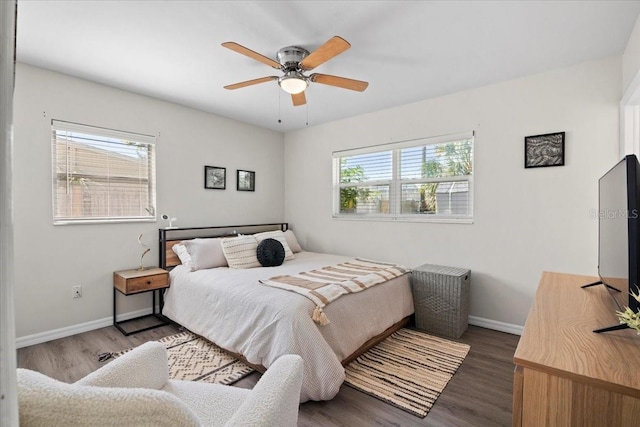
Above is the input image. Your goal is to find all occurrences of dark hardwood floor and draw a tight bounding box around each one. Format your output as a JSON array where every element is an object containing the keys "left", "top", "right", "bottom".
[{"left": 17, "top": 323, "right": 519, "bottom": 426}]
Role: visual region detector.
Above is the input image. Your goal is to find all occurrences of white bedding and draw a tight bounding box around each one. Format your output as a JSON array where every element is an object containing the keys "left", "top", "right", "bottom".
[{"left": 162, "top": 251, "right": 414, "bottom": 402}]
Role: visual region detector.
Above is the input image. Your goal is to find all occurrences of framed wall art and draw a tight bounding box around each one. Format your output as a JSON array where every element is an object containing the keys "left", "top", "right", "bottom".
[
  {"left": 237, "top": 170, "right": 255, "bottom": 192},
  {"left": 204, "top": 166, "right": 226, "bottom": 189},
  {"left": 524, "top": 132, "right": 565, "bottom": 168}
]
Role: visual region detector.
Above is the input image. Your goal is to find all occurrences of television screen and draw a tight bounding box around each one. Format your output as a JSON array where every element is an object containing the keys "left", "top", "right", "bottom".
[
  {"left": 598, "top": 154, "right": 640, "bottom": 314},
  {"left": 598, "top": 159, "right": 629, "bottom": 293}
]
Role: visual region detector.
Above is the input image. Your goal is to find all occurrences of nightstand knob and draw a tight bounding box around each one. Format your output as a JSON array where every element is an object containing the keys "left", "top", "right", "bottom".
[{"left": 146, "top": 280, "right": 151, "bottom": 285}]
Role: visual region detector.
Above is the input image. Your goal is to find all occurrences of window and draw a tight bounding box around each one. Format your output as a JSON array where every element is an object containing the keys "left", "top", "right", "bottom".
[
  {"left": 51, "top": 120, "right": 156, "bottom": 225},
  {"left": 333, "top": 131, "right": 473, "bottom": 222}
]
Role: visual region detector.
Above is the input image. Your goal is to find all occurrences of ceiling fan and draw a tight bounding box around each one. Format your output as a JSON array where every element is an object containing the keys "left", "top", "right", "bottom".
[{"left": 222, "top": 36, "right": 369, "bottom": 107}]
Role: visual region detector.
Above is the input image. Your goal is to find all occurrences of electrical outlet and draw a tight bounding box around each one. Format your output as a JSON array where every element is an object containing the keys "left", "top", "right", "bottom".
[{"left": 72, "top": 285, "right": 82, "bottom": 299}]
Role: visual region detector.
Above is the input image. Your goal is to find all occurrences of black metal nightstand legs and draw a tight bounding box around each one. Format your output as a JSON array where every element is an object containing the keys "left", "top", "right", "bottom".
[{"left": 113, "top": 288, "right": 170, "bottom": 336}]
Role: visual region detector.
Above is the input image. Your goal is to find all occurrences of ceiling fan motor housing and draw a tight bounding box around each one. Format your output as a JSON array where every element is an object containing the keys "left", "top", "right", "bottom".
[{"left": 277, "top": 46, "right": 309, "bottom": 71}]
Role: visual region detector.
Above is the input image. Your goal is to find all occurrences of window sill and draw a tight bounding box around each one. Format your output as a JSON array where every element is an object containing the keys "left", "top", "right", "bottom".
[
  {"left": 53, "top": 217, "right": 156, "bottom": 226},
  {"left": 332, "top": 214, "right": 473, "bottom": 225}
]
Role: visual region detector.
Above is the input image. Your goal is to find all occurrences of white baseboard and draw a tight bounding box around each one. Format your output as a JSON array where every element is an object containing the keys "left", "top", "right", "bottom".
[
  {"left": 16, "top": 307, "right": 157, "bottom": 349},
  {"left": 469, "top": 315, "right": 523, "bottom": 336},
  {"left": 17, "top": 311, "right": 523, "bottom": 349}
]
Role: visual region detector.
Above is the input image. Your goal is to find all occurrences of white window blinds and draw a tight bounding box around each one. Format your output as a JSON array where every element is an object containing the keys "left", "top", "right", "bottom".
[
  {"left": 51, "top": 120, "right": 156, "bottom": 224},
  {"left": 333, "top": 131, "right": 473, "bottom": 221}
]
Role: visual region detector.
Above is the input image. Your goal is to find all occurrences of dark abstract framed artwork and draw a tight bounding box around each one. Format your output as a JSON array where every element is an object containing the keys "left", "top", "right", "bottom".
[{"left": 524, "top": 132, "right": 565, "bottom": 169}]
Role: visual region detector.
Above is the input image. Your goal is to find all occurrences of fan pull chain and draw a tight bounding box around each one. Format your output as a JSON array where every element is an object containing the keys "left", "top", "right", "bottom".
[{"left": 278, "top": 87, "right": 282, "bottom": 124}]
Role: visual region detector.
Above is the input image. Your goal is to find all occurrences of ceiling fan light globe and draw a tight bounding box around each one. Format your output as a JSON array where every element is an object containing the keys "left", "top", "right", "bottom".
[{"left": 279, "top": 75, "right": 308, "bottom": 94}]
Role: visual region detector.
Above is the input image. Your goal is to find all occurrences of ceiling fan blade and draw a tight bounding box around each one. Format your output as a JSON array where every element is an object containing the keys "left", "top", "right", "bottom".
[
  {"left": 291, "top": 92, "right": 306, "bottom": 107},
  {"left": 310, "top": 73, "right": 369, "bottom": 92},
  {"left": 299, "top": 36, "right": 351, "bottom": 71},
  {"left": 221, "top": 42, "right": 281, "bottom": 69},
  {"left": 223, "top": 76, "right": 278, "bottom": 90}
]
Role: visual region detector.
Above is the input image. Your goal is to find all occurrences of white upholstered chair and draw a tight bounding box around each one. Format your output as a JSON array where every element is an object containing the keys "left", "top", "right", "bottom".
[{"left": 17, "top": 341, "right": 304, "bottom": 427}]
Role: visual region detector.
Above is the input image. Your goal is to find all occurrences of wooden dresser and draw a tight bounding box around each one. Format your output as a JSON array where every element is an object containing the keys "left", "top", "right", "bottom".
[{"left": 513, "top": 271, "right": 640, "bottom": 427}]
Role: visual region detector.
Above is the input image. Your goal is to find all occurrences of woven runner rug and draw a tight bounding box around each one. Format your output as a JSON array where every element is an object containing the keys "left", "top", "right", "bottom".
[
  {"left": 344, "top": 328, "right": 470, "bottom": 418},
  {"left": 116, "top": 331, "right": 254, "bottom": 385}
]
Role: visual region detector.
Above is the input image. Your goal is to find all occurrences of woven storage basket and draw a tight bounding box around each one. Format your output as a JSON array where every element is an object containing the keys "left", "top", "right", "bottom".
[{"left": 411, "top": 264, "right": 470, "bottom": 338}]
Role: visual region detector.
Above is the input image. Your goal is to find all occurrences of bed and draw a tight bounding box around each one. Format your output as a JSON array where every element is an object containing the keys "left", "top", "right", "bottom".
[{"left": 159, "top": 224, "right": 414, "bottom": 402}]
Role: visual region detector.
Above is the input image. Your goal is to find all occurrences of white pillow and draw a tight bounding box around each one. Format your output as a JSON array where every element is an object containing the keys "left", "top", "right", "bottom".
[
  {"left": 171, "top": 244, "right": 192, "bottom": 269},
  {"left": 181, "top": 238, "right": 228, "bottom": 271},
  {"left": 283, "top": 229, "right": 303, "bottom": 253},
  {"left": 221, "top": 235, "right": 261, "bottom": 269},
  {"left": 254, "top": 230, "right": 294, "bottom": 260}
]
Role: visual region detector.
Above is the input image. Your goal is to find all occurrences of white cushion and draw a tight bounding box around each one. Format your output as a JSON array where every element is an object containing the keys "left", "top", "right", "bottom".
[
  {"left": 172, "top": 244, "right": 193, "bottom": 269},
  {"left": 284, "top": 229, "right": 303, "bottom": 253},
  {"left": 18, "top": 369, "right": 200, "bottom": 427},
  {"left": 225, "top": 354, "right": 303, "bottom": 426},
  {"left": 77, "top": 342, "right": 169, "bottom": 389},
  {"left": 162, "top": 380, "right": 249, "bottom": 426},
  {"left": 181, "top": 238, "right": 228, "bottom": 271},
  {"left": 220, "top": 236, "right": 261, "bottom": 269},
  {"left": 254, "top": 230, "right": 294, "bottom": 260}
]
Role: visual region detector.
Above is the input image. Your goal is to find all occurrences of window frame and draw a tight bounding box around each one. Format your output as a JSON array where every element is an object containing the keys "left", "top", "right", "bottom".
[
  {"left": 51, "top": 120, "right": 157, "bottom": 225},
  {"left": 332, "top": 131, "right": 474, "bottom": 223}
]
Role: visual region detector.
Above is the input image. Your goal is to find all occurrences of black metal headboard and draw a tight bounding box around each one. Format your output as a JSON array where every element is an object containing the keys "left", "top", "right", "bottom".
[{"left": 158, "top": 223, "right": 288, "bottom": 270}]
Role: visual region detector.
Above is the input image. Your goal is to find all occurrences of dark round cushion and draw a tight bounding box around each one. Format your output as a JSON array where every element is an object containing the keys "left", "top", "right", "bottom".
[{"left": 256, "top": 238, "right": 285, "bottom": 267}]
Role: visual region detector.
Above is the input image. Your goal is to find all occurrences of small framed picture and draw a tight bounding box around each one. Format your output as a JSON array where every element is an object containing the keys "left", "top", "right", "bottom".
[
  {"left": 237, "top": 170, "right": 255, "bottom": 192},
  {"left": 524, "top": 132, "right": 565, "bottom": 168},
  {"left": 204, "top": 166, "right": 226, "bottom": 189}
]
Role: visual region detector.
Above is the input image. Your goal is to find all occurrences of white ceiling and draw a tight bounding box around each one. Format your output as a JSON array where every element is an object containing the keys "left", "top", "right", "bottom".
[{"left": 16, "top": 1, "right": 640, "bottom": 133}]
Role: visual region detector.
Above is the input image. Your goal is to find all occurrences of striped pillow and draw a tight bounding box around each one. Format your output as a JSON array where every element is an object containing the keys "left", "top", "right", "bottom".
[{"left": 221, "top": 235, "right": 261, "bottom": 269}]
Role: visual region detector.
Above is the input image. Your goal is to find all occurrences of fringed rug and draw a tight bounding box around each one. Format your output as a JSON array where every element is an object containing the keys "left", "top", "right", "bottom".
[
  {"left": 344, "top": 328, "right": 470, "bottom": 418},
  {"left": 116, "top": 331, "right": 254, "bottom": 385}
]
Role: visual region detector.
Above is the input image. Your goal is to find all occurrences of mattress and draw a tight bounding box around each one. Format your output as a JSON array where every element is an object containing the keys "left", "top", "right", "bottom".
[{"left": 162, "top": 251, "right": 414, "bottom": 402}]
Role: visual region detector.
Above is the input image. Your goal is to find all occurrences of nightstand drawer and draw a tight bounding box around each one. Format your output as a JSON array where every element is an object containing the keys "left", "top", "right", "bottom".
[
  {"left": 124, "top": 273, "right": 167, "bottom": 293},
  {"left": 114, "top": 267, "right": 169, "bottom": 295}
]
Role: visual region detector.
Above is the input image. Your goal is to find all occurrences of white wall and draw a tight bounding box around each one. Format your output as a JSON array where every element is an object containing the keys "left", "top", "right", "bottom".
[
  {"left": 12, "top": 64, "right": 284, "bottom": 339},
  {"left": 623, "top": 14, "right": 640, "bottom": 94},
  {"left": 621, "top": 14, "right": 640, "bottom": 158},
  {"left": 284, "top": 56, "right": 622, "bottom": 328}
]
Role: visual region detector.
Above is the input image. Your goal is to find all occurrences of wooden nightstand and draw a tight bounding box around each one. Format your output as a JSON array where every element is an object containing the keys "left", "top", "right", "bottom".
[{"left": 113, "top": 267, "right": 170, "bottom": 336}]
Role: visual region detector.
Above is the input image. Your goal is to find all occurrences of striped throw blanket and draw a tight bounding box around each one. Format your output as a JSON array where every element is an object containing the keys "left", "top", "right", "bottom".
[{"left": 259, "top": 258, "right": 409, "bottom": 325}]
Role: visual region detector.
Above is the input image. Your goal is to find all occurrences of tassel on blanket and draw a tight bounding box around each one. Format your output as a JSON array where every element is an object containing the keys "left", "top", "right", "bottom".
[{"left": 312, "top": 306, "right": 330, "bottom": 325}]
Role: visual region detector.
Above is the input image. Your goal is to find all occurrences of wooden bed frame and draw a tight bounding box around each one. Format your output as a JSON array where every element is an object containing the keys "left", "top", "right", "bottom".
[{"left": 158, "top": 223, "right": 411, "bottom": 369}]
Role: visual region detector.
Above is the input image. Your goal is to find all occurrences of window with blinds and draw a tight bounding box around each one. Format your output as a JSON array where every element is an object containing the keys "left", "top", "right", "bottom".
[
  {"left": 333, "top": 131, "right": 473, "bottom": 221},
  {"left": 51, "top": 121, "right": 156, "bottom": 225}
]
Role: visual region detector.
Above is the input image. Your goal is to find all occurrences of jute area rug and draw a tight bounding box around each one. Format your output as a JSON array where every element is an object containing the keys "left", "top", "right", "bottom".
[
  {"left": 116, "top": 331, "right": 254, "bottom": 385},
  {"left": 344, "top": 328, "right": 471, "bottom": 418}
]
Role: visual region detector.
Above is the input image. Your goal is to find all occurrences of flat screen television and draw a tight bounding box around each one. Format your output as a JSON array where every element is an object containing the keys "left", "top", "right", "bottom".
[{"left": 584, "top": 154, "right": 640, "bottom": 333}]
